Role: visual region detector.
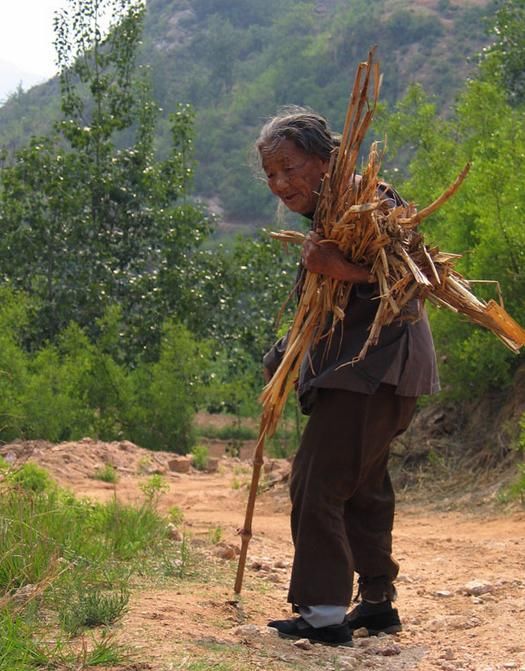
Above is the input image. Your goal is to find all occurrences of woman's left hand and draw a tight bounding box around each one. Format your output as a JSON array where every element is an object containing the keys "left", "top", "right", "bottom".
[{"left": 301, "top": 232, "right": 373, "bottom": 283}]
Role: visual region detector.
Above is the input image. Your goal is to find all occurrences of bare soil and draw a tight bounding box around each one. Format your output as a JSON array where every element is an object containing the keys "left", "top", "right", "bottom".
[{"left": 2, "top": 437, "right": 525, "bottom": 671}]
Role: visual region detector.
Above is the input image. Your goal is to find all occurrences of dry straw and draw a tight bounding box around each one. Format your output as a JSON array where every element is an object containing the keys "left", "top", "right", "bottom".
[{"left": 234, "top": 50, "right": 525, "bottom": 595}]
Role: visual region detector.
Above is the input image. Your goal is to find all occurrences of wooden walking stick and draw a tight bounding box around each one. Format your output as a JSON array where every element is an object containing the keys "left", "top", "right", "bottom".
[{"left": 234, "top": 424, "right": 266, "bottom": 594}]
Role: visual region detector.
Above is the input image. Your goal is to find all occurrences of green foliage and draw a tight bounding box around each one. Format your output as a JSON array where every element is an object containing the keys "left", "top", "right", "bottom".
[
  {"left": 127, "top": 321, "right": 211, "bottom": 453},
  {"left": 0, "top": 0, "right": 497, "bottom": 221},
  {"left": 197, "top": 423, "right": 258, "bottom": 441},
  {"left": 0, "top": 0, "right": 209, "bottom": 356},
  {"left": 500, "top": 463, "right": 525, "bottom": 503},
  {"left": 482, "top": 0, "right": 525, "bottom": 104},
  {"left": 139, "top": 474, "right": 170, "bottom": 507},
  {"left": 93, "top": 464, "right": 119, "bottom": 483},
  {"left": 380, "top": 28, "right": 525, "bottom": 397},
  {"left": 191, "top": 444, "right": 209, "bottom": 471},
  {"left": 7, "top": 463, "right": 54, "bottom": 494},
  {"left": 208, "top": 526, "right": 223, "bottom": 544}
]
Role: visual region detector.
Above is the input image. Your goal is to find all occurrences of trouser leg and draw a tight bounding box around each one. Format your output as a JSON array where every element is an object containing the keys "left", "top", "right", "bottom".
[
  {"left": 288, "top": 385, "right": 416, "bottom": 608},
  {"left": 344, "top": 388, "right": 416, "bottom": 601}
]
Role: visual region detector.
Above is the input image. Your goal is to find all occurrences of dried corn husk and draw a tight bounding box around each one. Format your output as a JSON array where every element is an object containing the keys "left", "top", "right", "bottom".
[{"left": 262, "top": 49, "right": 525, "bottom": 439}]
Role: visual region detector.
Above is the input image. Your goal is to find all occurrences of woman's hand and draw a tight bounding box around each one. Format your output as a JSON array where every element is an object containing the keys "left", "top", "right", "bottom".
[{"left": 301, "top": 232, "right": 374, "bottom": 283}]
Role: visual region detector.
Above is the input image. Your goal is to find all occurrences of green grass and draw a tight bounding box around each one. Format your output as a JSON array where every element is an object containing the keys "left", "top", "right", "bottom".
[
  {"left": 93, "top": 463, "right": 119, "bottom": 483},
  {"left": 0, "top": 462, "right": 179, "bottom": 669}
]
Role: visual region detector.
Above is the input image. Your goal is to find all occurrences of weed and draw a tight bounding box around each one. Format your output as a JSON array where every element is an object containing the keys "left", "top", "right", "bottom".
[
  {"left": 93, "top": 464, "right": 119, "bottom": 483},
  {"left": 92, "top": 497, "right": 168, "bottom": 560},
  {"left": 59, "top": 584, "right": 129, "bottom": 634},
  {"left": 208, "top": 526, "right": 223, "bottom": 544},
  {"left": 168, "top": 505, "right": 184, "bottom": 526},
  {"left": 162, "top": 533, "right": 193, "bottom": 578},
  {"left": 83, "top": 633, "right": 127, "bottom": 666},
  {"left": 191, "top": 444, "right": 209, "bottom": 471},
  {"left": 140, "top": 474, "right": 169, "bottom": 507},
  {"left": 231, "top": 477, "right": 241, "bottom": 490}
]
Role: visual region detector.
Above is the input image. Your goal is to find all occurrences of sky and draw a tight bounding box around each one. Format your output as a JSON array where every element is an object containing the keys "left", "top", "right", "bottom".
[
  {"left": 0, "top": 0, "right": 65, "bottom": 99},
  {"left": 0, "top": 0, "right": 112, "bottom": 103}
]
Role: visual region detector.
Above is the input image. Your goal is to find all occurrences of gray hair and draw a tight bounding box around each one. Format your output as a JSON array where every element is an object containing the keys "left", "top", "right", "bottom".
[{"left": 256, "top": 106, "right": 340, "bottom": 160}]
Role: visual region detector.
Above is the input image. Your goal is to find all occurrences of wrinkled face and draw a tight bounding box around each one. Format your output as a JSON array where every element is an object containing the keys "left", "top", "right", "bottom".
[{"left": 261, "top": 139, "right": 329, "bottom": 216}]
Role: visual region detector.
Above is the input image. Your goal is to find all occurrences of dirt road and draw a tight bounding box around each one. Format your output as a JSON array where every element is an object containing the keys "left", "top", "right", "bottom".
[{"left": 3, "top": 438, "right": 525, "bottom": 671}]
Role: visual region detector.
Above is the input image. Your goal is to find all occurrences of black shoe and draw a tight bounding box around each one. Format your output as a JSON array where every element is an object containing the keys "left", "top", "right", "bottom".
[
  {"left": 345, "top": 602, "right": 402, "bottom": 635},
  {"left": 267, "top": 616, "right": 353, "bottom": 647}
]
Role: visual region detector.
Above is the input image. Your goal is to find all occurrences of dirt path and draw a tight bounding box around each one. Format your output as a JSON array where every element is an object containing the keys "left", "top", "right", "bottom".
[{"left": 3, "top": 439, "right": 525, "bottom": 671}]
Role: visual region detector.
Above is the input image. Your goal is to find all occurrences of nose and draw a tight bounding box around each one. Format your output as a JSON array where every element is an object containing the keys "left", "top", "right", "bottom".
[{"left": 269, "top": 171, "right": 289, "bottom": 195}]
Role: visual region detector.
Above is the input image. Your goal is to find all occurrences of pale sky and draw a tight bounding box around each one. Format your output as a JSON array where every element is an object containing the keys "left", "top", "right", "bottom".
[
  {"left": 0, "top": 0, "right": 112, "bottom": 101},
  {"left": 0, "top": 1, "right": 65, "bottom": 79}
]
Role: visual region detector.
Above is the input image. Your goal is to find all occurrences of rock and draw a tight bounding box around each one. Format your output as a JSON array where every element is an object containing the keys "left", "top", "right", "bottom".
[
  {"left": 463, "top": 580, "right": 494, "bottom": 596},
  {"left": 435, "top": 590, "right": 453, "bottom": 598},
  {"left": 263, "top": 626, "right": 280, "bottom": 637},
  {"left": 337, "top": 656, "right": 359, "bottom": 670},
  {"left": 265, "top": 573, "right": 282, "bottom": 583},
  {"left": 352, "top": 627, "right": 369, "bottom": 638},
  {"left": 166, "top": 523, "right": 183, "bottom": 541},
  {"left": 293, "top": 638, "right": 313, "bottom": 650},
  {"left": 376, "top": 643, "right": 401, "bottom": 656},
  {"left": 167, "top": 456, "right": 191, "bottom": 474},
  {"left": 274, "top": 559, "right": 288, "bottom": 569},
  {"left": 214, "top": 544, "right": 237, "bottom": 560},
  {"left": 233, "top": 624, "right": 260, "bottom": 639}
]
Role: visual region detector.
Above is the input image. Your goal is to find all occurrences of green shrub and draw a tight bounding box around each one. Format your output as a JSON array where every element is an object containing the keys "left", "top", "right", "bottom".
[
  {"left": 93, "top": 464, "right": 119, "bottom": 484},
  {"left": 191, "top": 444, "right": 209, "bottom": 471},
  {"left": 126, "top": 321, "right": 210, "bottom": 453},
  {"left": 0, "top": 608, "right": 48, "bottom": 671},
  {"left": 140, "top": 474, "right": 170, "bottom": 508},
  {"left": 8, "top": 463, "right": 54, "bottom": 494}
]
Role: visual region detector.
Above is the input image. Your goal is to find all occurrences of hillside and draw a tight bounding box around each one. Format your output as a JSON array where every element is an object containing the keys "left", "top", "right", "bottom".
[{"left": 0, "top": 0, "right": 497, "bottom": 226}]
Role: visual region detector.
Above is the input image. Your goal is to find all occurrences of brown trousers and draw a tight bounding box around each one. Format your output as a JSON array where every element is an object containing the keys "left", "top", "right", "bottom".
[{"left": 288, "top": 384, "right": 417, "bottom": 607}]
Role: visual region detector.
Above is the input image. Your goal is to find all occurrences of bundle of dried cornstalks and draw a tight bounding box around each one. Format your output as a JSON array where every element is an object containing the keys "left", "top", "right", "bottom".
[{"left": 233, "top": 50, "right": 525, "bottom": 595}]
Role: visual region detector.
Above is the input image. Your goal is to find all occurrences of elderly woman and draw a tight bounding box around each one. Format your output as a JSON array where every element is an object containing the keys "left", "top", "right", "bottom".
[{"left": 258, "top": 108, "right": 439, "bottom": 647}]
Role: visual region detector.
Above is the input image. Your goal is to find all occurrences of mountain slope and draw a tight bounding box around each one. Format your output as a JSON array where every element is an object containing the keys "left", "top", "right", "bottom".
[{"left": 0, "top": 0, "right": 497, "bottom": 224}]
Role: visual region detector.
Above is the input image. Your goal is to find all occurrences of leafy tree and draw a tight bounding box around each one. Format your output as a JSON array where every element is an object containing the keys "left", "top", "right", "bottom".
[
  {"left": 380, "top": 54, "right": 525, "bottom": 397},
  {"left": 0, "top": 0, "right": 209, "bottom": 356},
  {"left": 482, "top": 0, "right": 525, "bottom": 104}
]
